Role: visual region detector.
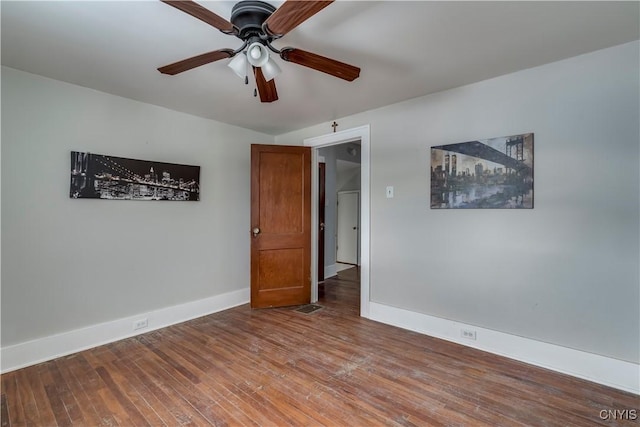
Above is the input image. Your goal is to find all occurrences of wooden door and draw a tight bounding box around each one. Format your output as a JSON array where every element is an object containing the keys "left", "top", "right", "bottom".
[
  {"left": 337, "top": 191, "right": 359, "bottom": 265},
  {"left": 251, "top": 144, "right": 311, "bottom": 308}
]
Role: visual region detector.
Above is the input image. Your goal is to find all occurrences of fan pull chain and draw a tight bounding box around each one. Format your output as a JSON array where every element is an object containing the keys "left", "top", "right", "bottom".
[
  {"left": 245, "top": 76, "right": 249, "bottom": 85},
  {"left": 254, "top": 88, "right": 257, "bottom": 97}
]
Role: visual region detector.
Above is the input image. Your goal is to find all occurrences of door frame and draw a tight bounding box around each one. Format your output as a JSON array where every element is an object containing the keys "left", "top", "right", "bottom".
[
  {"left": 317, "top": 161, "right": 326, "bottom": 283},
  {"left": 304, "top": 125, "right": 370, "bottom": 318}
]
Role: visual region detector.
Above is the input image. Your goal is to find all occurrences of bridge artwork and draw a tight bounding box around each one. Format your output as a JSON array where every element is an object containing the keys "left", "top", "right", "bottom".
[
  {"left": 430, "top": 133, "right": 533, "bottom": 209},
  {"left": 70, "top": 152, "right": 200, "bottom": 201}
]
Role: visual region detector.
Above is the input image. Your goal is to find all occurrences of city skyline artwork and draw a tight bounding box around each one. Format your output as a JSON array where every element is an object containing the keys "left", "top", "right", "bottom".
[
  {"left": 430, "top": 133, "right": 534, "bottom": 209},
  {"left": 70, "top": 151, "right": 200, "bottom": 201}
]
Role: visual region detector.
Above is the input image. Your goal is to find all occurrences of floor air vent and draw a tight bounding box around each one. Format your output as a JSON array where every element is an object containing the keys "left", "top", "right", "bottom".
[{"left": 294, "top": 304, "right": 323, "bottom": 315}]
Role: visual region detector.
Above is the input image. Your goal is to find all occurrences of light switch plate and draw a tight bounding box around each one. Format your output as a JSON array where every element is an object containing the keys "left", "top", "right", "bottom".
[{"left": 386, "top": 186, "right": 394, "bottom": 198}]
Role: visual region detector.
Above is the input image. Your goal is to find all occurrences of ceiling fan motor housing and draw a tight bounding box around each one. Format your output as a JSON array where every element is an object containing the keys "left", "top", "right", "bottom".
[{"left": 231, "top": 1, "right": 276, "bottom": 40}]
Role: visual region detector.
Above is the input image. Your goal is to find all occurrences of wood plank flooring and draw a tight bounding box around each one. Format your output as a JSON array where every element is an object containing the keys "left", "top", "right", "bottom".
[{"left": 2, "top": 267, "right": 638, "bottom": 426}]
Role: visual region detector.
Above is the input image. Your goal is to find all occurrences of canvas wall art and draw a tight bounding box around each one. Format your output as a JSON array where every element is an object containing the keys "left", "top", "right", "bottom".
[
  {"left": 430, "top": 133, "right": 533, "bottom": 209},
  {"left": 70, "top": 151, "right": 200, "bottom": 201}
]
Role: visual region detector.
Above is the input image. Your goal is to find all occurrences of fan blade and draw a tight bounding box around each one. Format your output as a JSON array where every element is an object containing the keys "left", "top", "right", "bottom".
[
  {"left": 254, "top": 67, "right": 278, "bottom": 103},
  {"left": 263, "top": 0, "right": 333, "bottom": 37},
  {"left": 280, "top": 48, "right": 360, "bottom": 81},
  {"left": 162, "top": 0, "right": 236, "bottom": 34},
  {"left": 158, "top": 49, "right": 234, "bottom": 75}
]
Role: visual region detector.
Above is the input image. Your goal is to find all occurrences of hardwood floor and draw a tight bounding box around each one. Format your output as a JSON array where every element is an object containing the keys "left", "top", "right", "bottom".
[{"left": 2, "top": 267, "right": 638, "bottom": 426}]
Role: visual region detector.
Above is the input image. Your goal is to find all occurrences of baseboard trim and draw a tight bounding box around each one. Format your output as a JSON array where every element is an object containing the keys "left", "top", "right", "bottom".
[
  {"left": 324, "top": 263, "right": 337, "bottom": 279},
  {"left": 1, "top": 288, "right": 250, "bottom": 373},
  {"left": 368, "top": 302, "right": 639, "bottom": 394}
]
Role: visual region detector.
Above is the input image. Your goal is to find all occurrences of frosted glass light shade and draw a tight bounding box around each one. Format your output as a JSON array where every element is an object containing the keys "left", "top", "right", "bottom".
[
  {"left": 228, "top": 53, "right": 248, "bottom": 79},
  {"left": 262, "top": 58, "right": 282, "bottom": 82},
  {"left": 246, "top": 42, "right": 269, "bottom": 67}
]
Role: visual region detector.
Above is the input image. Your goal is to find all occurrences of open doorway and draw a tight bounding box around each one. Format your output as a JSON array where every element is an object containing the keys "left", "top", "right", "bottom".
[
  {"left": 316, "top": 143, "right": 361, "bottom": 307},
  {"left": 318, "top": 143, "right": 361, "bottom": 278},
  {"left": 305, "top": 125, "right": 370, "bottom": 318}
]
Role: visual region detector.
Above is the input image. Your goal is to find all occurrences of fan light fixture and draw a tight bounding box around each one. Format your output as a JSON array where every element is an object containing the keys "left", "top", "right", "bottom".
[{"left": 228, "top": 41, "right": 281, "bottom": 82}]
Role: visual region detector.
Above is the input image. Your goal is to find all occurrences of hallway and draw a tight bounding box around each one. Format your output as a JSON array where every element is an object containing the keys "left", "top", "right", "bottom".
[{"left": 318, "top": 266, "right": 360, "bottom": 317}]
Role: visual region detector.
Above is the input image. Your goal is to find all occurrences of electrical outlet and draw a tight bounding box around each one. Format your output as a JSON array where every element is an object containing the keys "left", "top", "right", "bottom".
[
  {"left": 461, "top": 329, "right": 477, "bottom": 340},
  {"left": 133, "top": 318, "right": 148, "bottom": 331}
]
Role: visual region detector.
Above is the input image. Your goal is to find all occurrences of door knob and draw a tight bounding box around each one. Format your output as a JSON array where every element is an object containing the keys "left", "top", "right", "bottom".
[
  {"left": 252, "top": 227, "right": 261, "bottom": 237},
  {"left": 320, "top": 222, "right": 325, "bottom": 231}
]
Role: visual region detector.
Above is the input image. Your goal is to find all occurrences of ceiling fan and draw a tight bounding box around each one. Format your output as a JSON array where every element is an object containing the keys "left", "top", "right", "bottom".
[{"left": 158, "top": 0, "right": 361, "bottom": 103}]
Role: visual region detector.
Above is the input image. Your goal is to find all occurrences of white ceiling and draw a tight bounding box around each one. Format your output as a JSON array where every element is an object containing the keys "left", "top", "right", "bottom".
[{"left": 2, "top": 1, "right": 638, "bottom": 135}]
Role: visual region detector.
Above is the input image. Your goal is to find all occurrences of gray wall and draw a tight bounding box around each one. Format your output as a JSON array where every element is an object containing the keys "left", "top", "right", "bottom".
[
  {"left": 1, "top": 67, "right": 273, "bottom": 347},
  {"left": 337, "top": 143, "right": 361, "bottom": 193},
  {"left": 277, "top": 41, "right": 640, "bottom": 363},
  {"left": 338, "top": 167, "right": 361, "bottom": 193}
]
